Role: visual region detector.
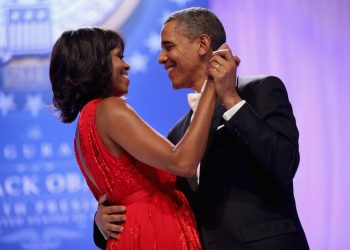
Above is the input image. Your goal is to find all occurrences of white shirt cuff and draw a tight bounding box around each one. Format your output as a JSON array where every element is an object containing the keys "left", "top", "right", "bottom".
[{"left": 223, "top": 100, "right": 246, "bottom": 121}]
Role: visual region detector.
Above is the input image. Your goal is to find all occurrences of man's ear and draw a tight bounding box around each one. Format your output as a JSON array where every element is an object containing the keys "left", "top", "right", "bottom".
[{"left": 198, "top": 34, "right": 212, "bottom": 56}]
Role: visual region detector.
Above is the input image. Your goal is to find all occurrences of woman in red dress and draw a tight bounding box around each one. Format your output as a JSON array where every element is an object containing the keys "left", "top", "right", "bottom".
[{"left": 50, "top": 27, "right": 216, "bottom": 249}]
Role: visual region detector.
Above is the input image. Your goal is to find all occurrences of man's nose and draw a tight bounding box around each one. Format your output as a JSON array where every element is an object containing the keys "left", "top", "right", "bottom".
[{"left": 157, "top": 51, "right": 166, "bottom": 64}]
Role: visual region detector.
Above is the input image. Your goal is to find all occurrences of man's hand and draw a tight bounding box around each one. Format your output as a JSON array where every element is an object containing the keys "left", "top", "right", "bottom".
[
  {"left": 207, "top": 43, "right": 241, "bottom": 109},
  {"left": 95, "top": 194, "right": 126, "bottom": 239}
]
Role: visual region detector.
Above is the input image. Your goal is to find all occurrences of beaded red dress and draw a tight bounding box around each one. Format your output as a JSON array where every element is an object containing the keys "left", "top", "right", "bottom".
[{"left": 74, "top": 99, "right": 202, "bottom": 250}]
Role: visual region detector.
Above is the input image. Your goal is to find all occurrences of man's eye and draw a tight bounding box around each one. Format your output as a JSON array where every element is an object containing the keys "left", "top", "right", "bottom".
[{"left": 165, "top": 45, "right": 173, "bottom": 51}]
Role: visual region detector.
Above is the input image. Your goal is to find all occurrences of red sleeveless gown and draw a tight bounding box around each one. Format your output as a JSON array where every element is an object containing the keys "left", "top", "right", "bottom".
[{"left": 74, "top": 99, "right": 202, "bottom": 249}]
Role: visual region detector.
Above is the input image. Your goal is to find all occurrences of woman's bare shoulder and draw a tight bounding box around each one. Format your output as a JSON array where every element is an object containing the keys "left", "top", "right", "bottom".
[
  {"left": 100, "top": 96, "right": 126, "bottom": 107},
  {"left": 98, "top": 97, "right": 136, "bottom": 120}
]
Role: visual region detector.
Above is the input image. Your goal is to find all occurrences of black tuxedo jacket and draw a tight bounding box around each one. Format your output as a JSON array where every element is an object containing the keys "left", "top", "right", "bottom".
[
  {"left": 168, "top": 75, "right": 309, "bottom": 250},
  {"left": 93, "top": 75, "right": 309, "bottom": 250}
]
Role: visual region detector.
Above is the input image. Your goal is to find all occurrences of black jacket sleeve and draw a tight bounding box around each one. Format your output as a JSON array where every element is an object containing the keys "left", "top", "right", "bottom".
[
  {"left": 225, "top": 76, "right": 299, "bottom": 185},
  {"left": 93, "top": 214, "right": 107, "bottom": 250}
]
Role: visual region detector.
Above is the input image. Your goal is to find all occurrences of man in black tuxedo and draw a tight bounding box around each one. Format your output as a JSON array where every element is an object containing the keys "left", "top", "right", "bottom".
[{"left": 92, "top": 7, "right": 309, "bottom": 250}]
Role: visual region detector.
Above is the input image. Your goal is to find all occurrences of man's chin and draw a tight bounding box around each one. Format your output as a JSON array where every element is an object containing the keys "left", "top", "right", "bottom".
[{"left": 171, "top": 81, "right": 186, "bottom": 90}]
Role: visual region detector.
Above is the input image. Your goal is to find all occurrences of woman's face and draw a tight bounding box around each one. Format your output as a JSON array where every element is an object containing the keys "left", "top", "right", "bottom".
[{"left": 110, "top": 47, "right": 130, "bottom": 96}]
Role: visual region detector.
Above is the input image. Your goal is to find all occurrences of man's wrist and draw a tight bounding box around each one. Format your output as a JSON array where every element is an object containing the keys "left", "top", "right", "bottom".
[{"left": 222, "top": 94, "right": 242, "bottom": 110}]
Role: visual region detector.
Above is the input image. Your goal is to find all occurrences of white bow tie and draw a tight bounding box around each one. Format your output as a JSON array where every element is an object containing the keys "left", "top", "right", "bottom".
[
  {"left": 187, "top": 80, "right": 207, "bottom": 112},
  {"left": 187, "top": 92, "right": 201, "bottom": 112}
]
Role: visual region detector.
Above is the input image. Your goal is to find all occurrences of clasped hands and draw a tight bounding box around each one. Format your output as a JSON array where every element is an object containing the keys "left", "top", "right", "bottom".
[
  {"left": 206, "top": 43, "right": 242, "bottom": 109},
  {"left": 95, "top": 44, "right": 241, "bottom": 239}
]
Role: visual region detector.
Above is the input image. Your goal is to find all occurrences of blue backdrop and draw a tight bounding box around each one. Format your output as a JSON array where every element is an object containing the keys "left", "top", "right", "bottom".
[{"left": 1, "top": 0, "right": 350, "bottom": 250}]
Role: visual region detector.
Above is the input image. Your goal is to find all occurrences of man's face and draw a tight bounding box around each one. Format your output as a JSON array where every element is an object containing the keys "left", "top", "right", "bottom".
[{"left": 158, "top": 20, "right": 204, "bottom": 90}]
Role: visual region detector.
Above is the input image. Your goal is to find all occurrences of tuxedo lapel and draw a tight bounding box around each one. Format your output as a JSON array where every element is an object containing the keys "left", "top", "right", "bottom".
[
  {"left": 177, "top": 100, "right": 224, "bottom": 163},
  {"left": 198, "top": 99, "right": 225, "bottom": 185},
  {"left": 175, "top": 110, "right": 197, "bottom": 200},
  {"left": 176, "top": 101, "right": 224, "bottom": 196},
  {"left": 180, "top": 110, "right": 193, "bottom": 137}
]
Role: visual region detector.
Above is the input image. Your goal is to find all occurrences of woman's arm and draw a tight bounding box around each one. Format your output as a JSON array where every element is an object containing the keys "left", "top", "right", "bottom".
[{"left": 96, "top": 81, "right": 215, "bottom": 178}]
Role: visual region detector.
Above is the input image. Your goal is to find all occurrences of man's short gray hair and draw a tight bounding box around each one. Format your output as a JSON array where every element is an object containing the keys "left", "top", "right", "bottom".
[{"left": 165, "top": 7, "right": 226, "bottom": 50}]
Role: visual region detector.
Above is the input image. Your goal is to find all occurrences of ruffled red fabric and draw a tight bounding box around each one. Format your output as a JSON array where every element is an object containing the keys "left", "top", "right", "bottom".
[{"left": 74, "top": 99, "right": 201, "bottom": 250}]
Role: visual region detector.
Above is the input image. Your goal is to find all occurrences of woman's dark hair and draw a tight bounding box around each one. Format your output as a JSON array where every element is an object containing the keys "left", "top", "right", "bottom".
[{"left": 49, "top": 27, "right": 125, "bottom": 123}]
